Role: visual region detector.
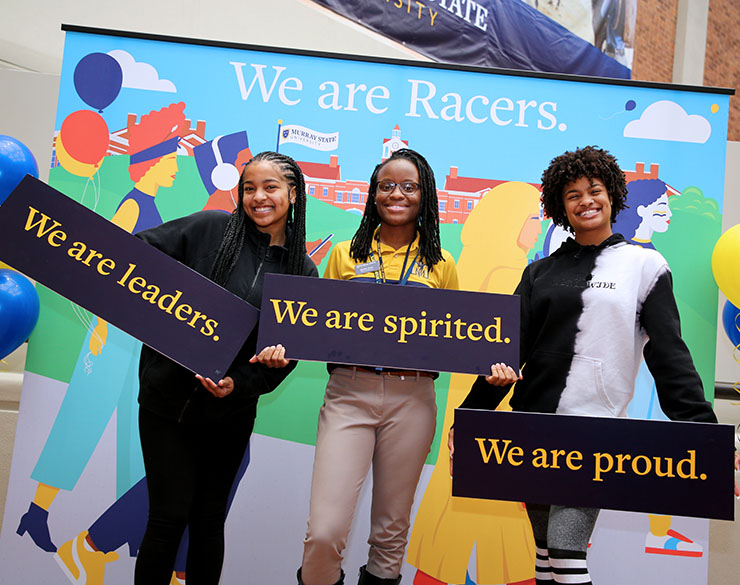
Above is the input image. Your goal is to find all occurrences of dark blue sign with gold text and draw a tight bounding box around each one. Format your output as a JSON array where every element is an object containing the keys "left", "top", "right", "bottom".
[
  {"left": 452, "top": 409, "right": 735, "bottom": 520},
  {"left": 0, "top": 176, "right": 258, "bottom": 380},
  {"left": 258, "top": 273, "right": 519, "bottom": 374}
]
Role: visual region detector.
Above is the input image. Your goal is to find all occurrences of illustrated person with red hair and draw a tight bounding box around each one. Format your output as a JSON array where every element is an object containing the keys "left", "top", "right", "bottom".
[{"left": 16, "top": 103, "right": 189, "bottom": 581}]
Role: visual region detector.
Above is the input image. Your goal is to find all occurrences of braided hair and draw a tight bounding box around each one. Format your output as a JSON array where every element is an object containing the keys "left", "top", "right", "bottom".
[
  {"left": 210, "top": 151, "right": 308, "bottom": 286},
  {"left": 540, "top": 145, "right": 628, "bottom": 233},
  {"left": 349, "top": 148, "right": 444, "bottom": 267}
]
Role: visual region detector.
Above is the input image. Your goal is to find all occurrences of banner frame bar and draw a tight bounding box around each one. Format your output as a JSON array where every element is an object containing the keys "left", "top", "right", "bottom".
[{"left": 60, "top": 23, "right": 735, "bottom": 96}]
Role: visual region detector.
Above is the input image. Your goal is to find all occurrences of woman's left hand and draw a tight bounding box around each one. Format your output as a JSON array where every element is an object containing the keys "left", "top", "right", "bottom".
[
  {"left": 195, "top": 374, "right": 234, "bottom": 398},
  {"left": 250, "top": 344, "right": 290, "bottom": 368},
  {"left": 734, "top": 451, "right": 739, "bottom": 498},
  {"left": 484, "top": 363, "right": 522, "bottom": 386}
]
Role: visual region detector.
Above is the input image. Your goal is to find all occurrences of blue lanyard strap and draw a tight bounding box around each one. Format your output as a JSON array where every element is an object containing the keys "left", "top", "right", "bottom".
[{"left": 370, "top": 235, "right": 419, "bottom": 286}]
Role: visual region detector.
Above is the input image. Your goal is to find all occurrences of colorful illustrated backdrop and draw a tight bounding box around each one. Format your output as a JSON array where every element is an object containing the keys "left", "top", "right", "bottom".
[{"left": 0, "top": 26, "right": 731, "bottom": 584}]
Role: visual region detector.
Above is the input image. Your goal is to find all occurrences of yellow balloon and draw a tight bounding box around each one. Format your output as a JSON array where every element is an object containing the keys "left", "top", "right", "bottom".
[
  {"left": 712, "top": 223, "right": 740, "bottom": 307},
  {"left": 56, "top": 135, "right": 103, "bottom": 178}
]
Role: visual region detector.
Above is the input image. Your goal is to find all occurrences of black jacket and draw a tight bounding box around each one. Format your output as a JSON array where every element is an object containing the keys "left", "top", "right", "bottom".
[{"left": 136, "top": 210, "right": 318, "bottom": 423}]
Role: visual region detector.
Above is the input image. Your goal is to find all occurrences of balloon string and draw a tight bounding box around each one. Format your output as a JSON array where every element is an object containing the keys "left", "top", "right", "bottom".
[
  {"left": 68, "top": 165, "right": 105, "bottom": 371},
  {"left": 80, "top": 177, "right": 91, "bottom": 208},
  {"left": 92, "top": 170, "right": 101, "bottom": 211},
  {"left": 71, "top": 302, "right": 95, "bottom": 334},
  {"left": 78, "top": 172, "right": 100, "bottom": 212},
  {"left": 69, "top": 303, "right": 106, "bottom": 375}
]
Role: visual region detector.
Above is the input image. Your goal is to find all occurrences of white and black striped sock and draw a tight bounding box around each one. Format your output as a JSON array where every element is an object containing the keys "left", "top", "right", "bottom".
[
  {"left": 534, "top": 540, "right": 554, "bottom": 583},
  {"left": 549, "top": 548, "right": 591, "bottom": 585}
]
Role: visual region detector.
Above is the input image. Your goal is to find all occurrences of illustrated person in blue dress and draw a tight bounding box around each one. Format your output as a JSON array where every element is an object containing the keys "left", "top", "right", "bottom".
[{"left": 16, "top": 103, "right": 188, "bottom": 562}]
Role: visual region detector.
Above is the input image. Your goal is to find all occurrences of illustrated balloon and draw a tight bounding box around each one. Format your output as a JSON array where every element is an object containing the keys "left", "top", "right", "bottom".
[
  {"left": 73, "top": 52, "right": 123, "bottom": 112},
  {"left": 59, "top": 110, "right": 110, "bottom": 165},
  {"left": 55, "top": 134, "right": 103, "bottom": 178},
  {"left": 712, "top": 223, "right": 740, "bottom": 308},
  {"left": 0, "top": 269, "right": 40, "bottom": 360},
  {"left": 0, "top": 135, "right": 38, "bottom": 205},
  {"left": 722, "top": 301, "right": 740, "bottom": 347}
]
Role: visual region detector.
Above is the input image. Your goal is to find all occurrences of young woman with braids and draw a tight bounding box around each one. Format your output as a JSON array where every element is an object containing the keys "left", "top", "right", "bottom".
[
  {"left": 452, "top": 146, "right": 732, "bottom": 585},
  {"left": 298, "top": 149, "right": 459, "bottom": 585},
  {"left": 133, "top": 151, "right": 317, "bottom": 584}
]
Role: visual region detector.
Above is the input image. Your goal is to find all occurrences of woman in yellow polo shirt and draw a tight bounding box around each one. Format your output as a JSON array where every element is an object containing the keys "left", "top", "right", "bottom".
[{"left": 299, "top": 149, "right": 458, "bottom": 585}]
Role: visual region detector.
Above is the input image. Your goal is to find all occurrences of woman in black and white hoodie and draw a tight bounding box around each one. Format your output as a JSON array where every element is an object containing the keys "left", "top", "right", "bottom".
[{"left": 453, "top": 145, "right": 736, "bottom": 585}]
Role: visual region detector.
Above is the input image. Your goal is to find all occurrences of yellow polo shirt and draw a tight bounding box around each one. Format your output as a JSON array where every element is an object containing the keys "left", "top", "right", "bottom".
[{"left": 324, "top": 231, "right": 458, "bottom": 290}]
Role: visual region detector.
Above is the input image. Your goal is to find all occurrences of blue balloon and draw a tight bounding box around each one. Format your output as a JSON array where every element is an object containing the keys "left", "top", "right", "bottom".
[
  {"left": 73, "top": 52, "right": 123, "bottom": 112},
  {"left": 0, "top": 269, "right": 40, "bottom": 360},
  {"left": 0, "top": 135, "right": 38, "bottom": 206},
  {"left": 722, "top": 300, "right": 740, "bottom": 347}
]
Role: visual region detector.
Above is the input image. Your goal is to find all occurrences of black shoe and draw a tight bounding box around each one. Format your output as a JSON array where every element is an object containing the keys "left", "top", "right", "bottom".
[
  {"left": 357, "top": 565, "right": 401, "bottom": 585},
  {"left": 297, "top": 567, "right": 345, "bottom": 585}
]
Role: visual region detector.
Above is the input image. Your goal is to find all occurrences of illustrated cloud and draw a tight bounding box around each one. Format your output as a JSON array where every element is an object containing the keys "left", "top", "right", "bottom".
[
  {"left": 623, "top": 100, "right": 711, "bottom": 144},
  {"left": 108, "top": 50, "right": 177, "bottom": 93}
]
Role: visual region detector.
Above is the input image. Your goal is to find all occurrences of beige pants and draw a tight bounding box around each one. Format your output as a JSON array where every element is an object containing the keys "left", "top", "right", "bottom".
[{"left": 301, "top": 367, "right": 437, "bottom": 584}]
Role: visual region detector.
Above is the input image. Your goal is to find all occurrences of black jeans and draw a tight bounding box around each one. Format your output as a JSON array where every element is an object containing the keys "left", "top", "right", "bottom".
[{"left": 135, "top": 403, "right": 256, "bottom": 585}]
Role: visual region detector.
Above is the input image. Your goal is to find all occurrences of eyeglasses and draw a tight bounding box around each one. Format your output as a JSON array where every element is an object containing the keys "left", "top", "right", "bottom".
[{"left": 377, "top": 181, "right": 419, "bottom": 195}]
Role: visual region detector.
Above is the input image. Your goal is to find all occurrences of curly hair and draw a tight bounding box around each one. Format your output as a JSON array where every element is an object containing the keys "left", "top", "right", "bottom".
[
  {"left": 349, "top": 148, "right": 444, "bottom": 268},
  {"left": 210, "top": 151, "right": 308, "bottom": 285},
  {"left": 540, "top": 145, "right": 628, "bottom": 233},
  {"left": 128, "top": 102, "right": 187, "bottom": 182}
]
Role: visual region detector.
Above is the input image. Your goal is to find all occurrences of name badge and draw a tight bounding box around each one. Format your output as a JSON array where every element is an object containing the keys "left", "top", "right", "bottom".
[{"left": 355, "top": 260, "right": 380, "bottom": 275}]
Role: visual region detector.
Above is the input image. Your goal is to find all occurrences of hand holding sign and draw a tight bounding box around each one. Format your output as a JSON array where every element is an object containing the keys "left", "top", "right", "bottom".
[
  {"left": 250, "top": 344, "right": 290, "bottom": 368},
  {"left": 195, "top": 374, "right": 234, "bottom": 398},
  {"left": 485, "top": 362, "right": 522, "bottom": 386}
]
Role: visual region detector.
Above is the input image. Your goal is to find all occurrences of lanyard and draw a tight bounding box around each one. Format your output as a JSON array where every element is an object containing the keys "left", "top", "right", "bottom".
[{"left": 370, "top": 234, "right": 419, "bottom": 286}]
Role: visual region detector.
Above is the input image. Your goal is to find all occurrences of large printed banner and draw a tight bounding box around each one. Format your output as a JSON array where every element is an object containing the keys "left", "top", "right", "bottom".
[
  {"left": 452, "top": 409, "right": 735, "bottom": 520},
  {"left": 0, "top": 25, "right": 731, "bottom": 585},
  {"left": 0, "top": 176, "right": 258, "bottom": 380},
  {"left": 310, "top": 0, "right": 632, "bottom": 77},
  {"left": 258, "top": 273, "right": 519, "bottom": 374}
]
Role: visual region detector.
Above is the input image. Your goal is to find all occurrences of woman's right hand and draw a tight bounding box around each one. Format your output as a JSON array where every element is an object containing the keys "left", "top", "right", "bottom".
[
  {"left": 249, "top": 344, "right": 290, "bottom": 368},
  {"left": 485, "top": 363, "right": 521, "bottom": 386}
]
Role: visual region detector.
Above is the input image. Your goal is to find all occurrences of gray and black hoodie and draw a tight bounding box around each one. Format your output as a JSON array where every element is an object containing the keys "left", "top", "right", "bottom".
[{"left": 460, "top": 233, "right": 716, "bottom": 423}]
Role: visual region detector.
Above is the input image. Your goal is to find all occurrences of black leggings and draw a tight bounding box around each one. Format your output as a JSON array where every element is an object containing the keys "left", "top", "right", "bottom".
[{"left": 135, "top": 405, "right": 256, "bottom": 585}]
